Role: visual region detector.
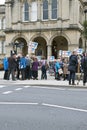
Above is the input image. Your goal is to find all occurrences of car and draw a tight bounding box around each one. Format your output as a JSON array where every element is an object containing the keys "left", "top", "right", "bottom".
[{"left": 0, "top": 59, "right": 4, "bottom": 70}]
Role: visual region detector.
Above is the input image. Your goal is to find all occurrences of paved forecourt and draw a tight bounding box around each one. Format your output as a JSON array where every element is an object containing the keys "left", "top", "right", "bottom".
[{"left": 0, "top": 70, "right": 86, "bottom": 88}]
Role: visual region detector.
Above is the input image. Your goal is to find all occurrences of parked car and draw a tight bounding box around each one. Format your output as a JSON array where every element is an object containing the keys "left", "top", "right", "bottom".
[{"left": 0, "top": 59, "right": 4, "bottom": 70}]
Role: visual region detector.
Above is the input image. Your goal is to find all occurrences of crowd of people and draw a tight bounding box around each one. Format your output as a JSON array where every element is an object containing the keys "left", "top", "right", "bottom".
[
  {"left": 3, "top": 53, "right": 48, "bottom": 81},
  {"left": 2, "top": 50, "right": 87, "bottom": 86}
]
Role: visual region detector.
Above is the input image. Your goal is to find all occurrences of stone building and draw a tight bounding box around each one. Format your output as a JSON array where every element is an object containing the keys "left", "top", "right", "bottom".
[{"left": 0, "top": 0, "right": 87, "bottom": 59}]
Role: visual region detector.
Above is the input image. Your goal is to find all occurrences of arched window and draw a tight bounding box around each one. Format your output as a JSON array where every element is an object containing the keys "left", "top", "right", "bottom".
[
  {"left": 43, "top": 0, "right": 48, "bottom": 20},
  {"left": 23, "top": 2, "right": 29, "bottom": 21},
  {"left": 51, "top": 0, "right": 57, "bottom": 19}
]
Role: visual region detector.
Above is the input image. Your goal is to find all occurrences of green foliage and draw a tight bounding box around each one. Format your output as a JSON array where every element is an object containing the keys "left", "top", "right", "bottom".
[{"left": 83, "top": 20, "right": 87, "bottom": 39}]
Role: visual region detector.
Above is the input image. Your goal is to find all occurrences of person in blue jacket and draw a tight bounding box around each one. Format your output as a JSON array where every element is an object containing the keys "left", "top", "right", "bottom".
[
  {"left": 54, "top": 59, "right": 60, "bottom": 80},
  {"left": 3, "top": 55, "right": 9, "bottom": 80},
  {"left": 19, "top": 54, "right": 26, "bottom": 80}
]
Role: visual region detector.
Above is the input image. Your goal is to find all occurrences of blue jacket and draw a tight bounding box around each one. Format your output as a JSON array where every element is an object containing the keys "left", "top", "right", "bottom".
[
  {"left": 55, "top": 62, "right": 60, "bottom": 73},
  {"left": 19, "top": 57, "right": 26, "bottom": 69},
  {"left": 3, "top": 57, "right": 8, "bottom": 70}
]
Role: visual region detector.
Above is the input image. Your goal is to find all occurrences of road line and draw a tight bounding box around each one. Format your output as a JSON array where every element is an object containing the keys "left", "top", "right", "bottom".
[
  {"left": 0, "top": 102, "right": 38, "bottom": 105},
  {"left": 32, "top": 86, "right": 65, "bottom": 90},
  {"left": 0, "top": 85, "right": 5, "bottom": 88},
  {"left": 2, "top": 91, "right": 13, "bottom": 95},
  {"left": 24, "top": 86, "right": 31, "bottom": 88},
  {"left": 42, "top": 103, "right": 87, "bottom": 113},
  {"left": 15, "top": 88, "right": 23, "bottom": 91}
]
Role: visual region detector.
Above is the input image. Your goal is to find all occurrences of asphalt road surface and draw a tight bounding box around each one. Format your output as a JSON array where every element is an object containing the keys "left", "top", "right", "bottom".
[{"left": 0, "top": 84, "right": 87, "bottom": 130}]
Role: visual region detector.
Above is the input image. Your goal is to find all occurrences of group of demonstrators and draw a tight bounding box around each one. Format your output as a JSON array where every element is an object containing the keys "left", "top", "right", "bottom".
[
  {"left": 3, "top": 53, "right": 48, "bottom": 81},
  {"left": 2, "top": 50, "right": 87, "bottom": 86}
]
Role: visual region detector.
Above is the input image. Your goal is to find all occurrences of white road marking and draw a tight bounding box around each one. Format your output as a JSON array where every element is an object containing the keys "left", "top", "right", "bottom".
[
  {"left": 24, "top": 86, "right": 31, "bottom": 88},
  {"left": 2, "top": 91, "right": 13, "bottom": 95},
  {"left": 42, "top": 103, "right": 87, "bottom": 113},
  {"left": 32, "top": 86, "right": 65, "bottom": 90},
  {"left": 15, "top": 88, "right": 23, "bottom": 91},
  {"left": 0, "top": 85, "right": 6, "bottom": 88},
  {"left": 0, "top": 102, "right": 38, "bottom": 105}
]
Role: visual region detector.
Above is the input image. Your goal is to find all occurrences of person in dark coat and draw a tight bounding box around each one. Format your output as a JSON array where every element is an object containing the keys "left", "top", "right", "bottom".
[
  {"left": 81, "top": 52, "right": 87, "bottom": 86},
  {"left": 68, "top": 50, "right": 78, "bottom": 85},
  {"left": 32, "top": 57, "right": 39, "bottom": 80},
  {"left": 8, "top": 54, "right": 17, "bottom": 80}
]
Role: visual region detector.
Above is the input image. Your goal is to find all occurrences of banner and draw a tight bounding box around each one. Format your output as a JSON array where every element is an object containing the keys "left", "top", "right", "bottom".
[
  {"left": 28, "top": 41, "right": 38, "bottom": 53},
  {"left": 59, "top": 50, "right": 71, "bottom": 57}
]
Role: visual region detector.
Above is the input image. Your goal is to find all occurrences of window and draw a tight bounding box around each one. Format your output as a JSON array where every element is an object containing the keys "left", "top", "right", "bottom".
[
  {"left": 51, "top": 0, "right": 57, "bottom": 19},
  {"left": 23, "top": 2, "right": 29, "bottom": 21},
  {"left": 2, "top": 18, "right": 5, "bottom": 29},
  {"left": 31, "top": 2, "right": 37, "bottom": 21},
  {"left": 0, "top": 41, "right": 6, "bottom": 54},
  {"left": 2, "top": 41, "right": 6, "bottom": 54},
  {"left": 43, "top": 0, "right": 48, "bottom": 20}
]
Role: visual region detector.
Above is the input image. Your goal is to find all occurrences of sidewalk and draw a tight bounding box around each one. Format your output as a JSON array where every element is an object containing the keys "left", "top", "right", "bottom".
[{"left": 0, "top": 71, "right": 86, "bottom": 88}]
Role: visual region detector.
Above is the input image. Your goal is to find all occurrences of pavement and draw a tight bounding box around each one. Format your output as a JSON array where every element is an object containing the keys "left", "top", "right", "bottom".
[{"left": 0, "top": 70, "right": 86, "bottom": 88}]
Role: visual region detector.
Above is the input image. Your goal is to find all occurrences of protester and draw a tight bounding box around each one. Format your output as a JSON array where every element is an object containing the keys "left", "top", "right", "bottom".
[
  {"left": 63, "top": 58, "right": 68, "bottom": 80},
  {"left": 81, "top": 52, "right": 87, "bottom": 86},
  {"left": 68, "top": 50, "right": 78, "bottom": 85},
  {"left": 32, "top": 57, "right": 39, "bottom": 80},
  {"left": 40, "top": 56, "right": 48, "bottom": 80},
  {"left": 25, "top": 54, "right": 30, "bottom": 79},
  {"left": 19, "top": 54, "right": 26, "bottom": 80},
  {"left": 54, "top": 59, "right": 60, "bottom": 80},
  {"left": 8, "top": 54, "right": 17, "bottom": 80},
  {"left": 3, "top": 55, "right": 9, "bottom": 80}
]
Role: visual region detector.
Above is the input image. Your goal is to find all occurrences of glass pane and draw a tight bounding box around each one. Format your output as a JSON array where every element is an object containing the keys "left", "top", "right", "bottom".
[
  {"left": 24, "top": 2, "right": 29, "bottom": 11},
  {"left": 43, "top": 0, "right": 48, "bottom": 9},
  {"left": 43, "top": 0, "right": 48, "bottom": 20},
  {"left": 25, "top": 12, "right": 29, "bottom": 21},
  {"left": 52, "top": 9, "right": 57, "bottom": 19},
  {"left": 43, "top": 10, "right": 48, "bottom": 19},
  {"left": 24, "top": 2, "right": 29, "bottom": 21},
  {"left": 52, "top": 0, "right": 57, "bottom": 8},
  {"left": 52, "top": 0, "right": 57, "bottom": 19}
]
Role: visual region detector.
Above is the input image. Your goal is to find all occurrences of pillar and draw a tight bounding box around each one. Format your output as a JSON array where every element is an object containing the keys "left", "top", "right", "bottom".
[{"left": 47, "top": 45, "right": 52, "bottom": 59}]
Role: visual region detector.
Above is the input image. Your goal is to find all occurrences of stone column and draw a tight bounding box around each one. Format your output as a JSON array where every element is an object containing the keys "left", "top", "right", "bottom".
[
  {"left": 8, "top": 3, "right": 12, "bottom": 28},
  {"left": 5, "top": 2, "right": 11, "bottom": 29},
  {"left": 37, "top": 0, "right": 41, "bottom": 21},
  {"left": 47, "top": 45, "right": 52, "bottom": 59}
]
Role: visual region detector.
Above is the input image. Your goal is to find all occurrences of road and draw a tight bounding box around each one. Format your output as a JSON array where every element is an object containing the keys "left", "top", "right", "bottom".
[{"left": 0, "top": 84, "right": 87, "bottom": 130}]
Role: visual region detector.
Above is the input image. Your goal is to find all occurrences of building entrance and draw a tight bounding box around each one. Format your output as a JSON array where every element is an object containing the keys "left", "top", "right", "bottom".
[
  {"left": 33, "top": 37, "right": 47, "bottom": 58},
  {"left": 13, "top": 38, "right": 28, "bottom": 56},
  {"left": 52, "top": 36, "right": 68, "bottom": 59}
]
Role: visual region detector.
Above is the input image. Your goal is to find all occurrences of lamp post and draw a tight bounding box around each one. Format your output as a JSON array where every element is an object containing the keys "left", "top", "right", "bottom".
[{"left": 84, "top": 9, "right": 87, "bottom": 52}]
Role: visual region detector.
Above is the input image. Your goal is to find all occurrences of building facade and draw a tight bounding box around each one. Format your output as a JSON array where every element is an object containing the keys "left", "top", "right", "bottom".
[{"left": 0, "top": 0, "right": 86, "bottom": 59}]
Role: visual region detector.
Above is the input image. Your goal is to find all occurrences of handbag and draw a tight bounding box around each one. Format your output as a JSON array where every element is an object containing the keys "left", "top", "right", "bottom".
[{"left": 58, "top": 68, "right": 63, "bottom": 75}]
